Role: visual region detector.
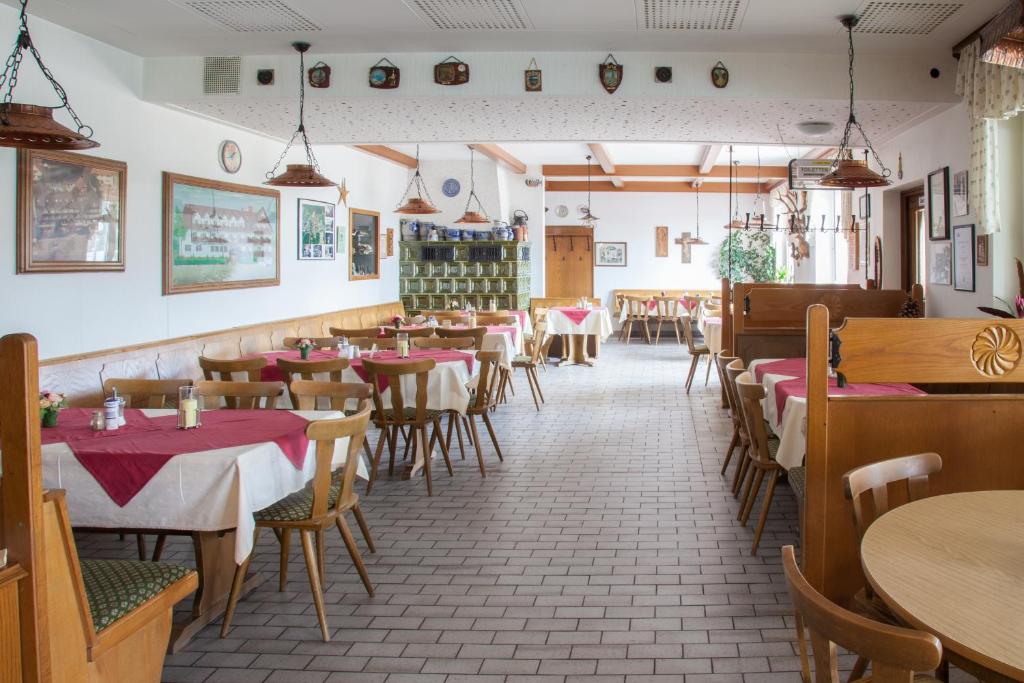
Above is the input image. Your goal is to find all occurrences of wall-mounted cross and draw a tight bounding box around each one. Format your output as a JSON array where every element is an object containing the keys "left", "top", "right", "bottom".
[{"left": 674, "top": 232, "right": 693, "bottom": 264}]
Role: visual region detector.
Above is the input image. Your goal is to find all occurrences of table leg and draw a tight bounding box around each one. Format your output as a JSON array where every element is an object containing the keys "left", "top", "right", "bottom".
[{"left": 559, "top": 334, "right": 595, "bottom": 367}]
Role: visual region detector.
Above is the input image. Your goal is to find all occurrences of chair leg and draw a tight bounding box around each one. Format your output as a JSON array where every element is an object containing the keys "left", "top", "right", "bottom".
[
  {"left": 221, "top": 529, "right": 259, "bottom": 638},
  {"left": 675, "top": 320, "right": 683, "bottom": 345},
  {"left": 685, "top": 355, "right": 700, "bottom": 393},
  {"left": 624, "top": 320, "right": 633, "bottom": 345},
  {"left": 705, "top": 353, "right": 714, "bottom": 385},
  {"left": 481, "top": 412, "right": 504, "bottom": 462},
  {"left": 739, "top": 468, "right": 765, "bottom": 525},
  {"left": 299, "top": 530, "right": 330, "bottom": 641},
  {"left": 430, "top": 418, "right": 454, "bottom": 476},
  {"left": 336, "top": 515, "right": 375, "bottom": 597},
  {"left": 362, "top": 437, "right": 373, "bottom": 465},
  {"left": 452, "top": 413, "right": 466, "bottom": 457},
  {"left": 642, "top": 321, "right": 652, "bottom": 344},
  {"left": 151, "top": 534, "right": 167, "bottom": 562},
  {"left": 467, "top": 415, "right": 487, "bottom": 477},
  {"left": 367, "top": 426, "right": 388, "bottom": 494},
  {"left": 389, "top": 425, "right": 400, "bottom": 474},
  {"left": 529, "top": 366, "right": 545, "bottom": 404},
  {"left": 136, "top": 534, "right": 147, "bottom": 561},
  {"left": 655, "top": 319, "right": 663, "bottom": 345},
  {"left": 351, "top": 503, "right": 375, "bottom": 553},
  {"left": 315, "top": 528, "right": 327, "bottom": 581},
  {"left": 750, "top": 470, "right": 779, "bottom": 555},
  {"left": 279, "top": 528, "right": 291, "bottom": 591},
  {"left": 419, "top": 427, "right": 433, "bottom": 496},
  {"left": 733, "top": 452, "right": 750, "bottom": 497},
  {"left": 848, "top": 656, "right": 870, "bottom": 682},
  {"left": 721, "top": 429, "right": 739, "bottom": 476},
  {"left": 524, "top": 366, "right": 542, "bottom": 410}
]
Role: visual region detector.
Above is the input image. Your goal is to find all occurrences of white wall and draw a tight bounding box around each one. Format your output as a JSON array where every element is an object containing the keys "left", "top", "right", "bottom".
[
  {"left": 0, "top": 7, "right": 407, "bottom": 359},
  {"left": 543, "top": 190, "right": 756, "bottom": 302}
]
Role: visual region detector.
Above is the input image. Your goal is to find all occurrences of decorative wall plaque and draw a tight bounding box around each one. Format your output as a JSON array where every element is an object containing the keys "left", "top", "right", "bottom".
[
  {"left": 525, "top": 57, "right": 542, "bottom": 92},
  {"left": 711, "top": 61, "right": 729, "bottom": 88},
  {"left": 369, "top": 58, "right": 400, "bottom": 89},
  {"left": 599, "top": 54, "right": 623, "bottom": 94},
  {"left": 434, "top": 56, "right": 469, "bottom": 85},
  {"left": 655, "top": 226, "right": 668, "bottom": 257},
  {"left": 308, "top": 61, "right": 331, "bottom": 88}
]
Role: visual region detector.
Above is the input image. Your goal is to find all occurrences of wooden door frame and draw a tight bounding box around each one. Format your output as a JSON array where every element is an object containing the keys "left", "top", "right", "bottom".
[
  {"left": 900, "top": 187, "right": 925, "bottom": 292},
  {"left": 545, "top": 226, "right": 595, "bottom": 297}
]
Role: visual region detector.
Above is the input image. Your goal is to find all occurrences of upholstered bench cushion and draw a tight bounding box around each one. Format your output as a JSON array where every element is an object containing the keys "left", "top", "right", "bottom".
[
  {"left": 80, "top": 559, "right": 193, "bottom": 633},
  {"left": 256, "top": 484, "right": 341, "bottom": 522},
  {"left": 787, "top": 466, "right": 806, "bottom": 502},
  {"left": 512, "top": 355, "right": 533, "bottom": 365}
]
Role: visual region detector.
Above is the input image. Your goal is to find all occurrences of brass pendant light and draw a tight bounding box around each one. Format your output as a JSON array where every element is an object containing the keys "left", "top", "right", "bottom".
[
  {"left": 820, "top": 16, "right": 892, "bottom": 189},
  {"left": 395, "top": 144, "right": 440, "bottom": 215},
  {"left": 0, "top": 0, "right": 98, "bottom": 149},
  {"left": 455, "top": 148, "right": 490, "bottom": 224},
  {"left": 580, "top": 154, "right": 599, "bottom": 225},
  {"left": 265, "top": 42, "right": 335, "bottom": 187},
  {"left": 688, "top": 182, "right": 708, "bottom": 245}
]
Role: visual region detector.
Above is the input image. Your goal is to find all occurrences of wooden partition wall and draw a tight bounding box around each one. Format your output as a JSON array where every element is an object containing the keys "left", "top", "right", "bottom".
[{"left": 803, "top": 306, "right": 1024, "bottom": 605}]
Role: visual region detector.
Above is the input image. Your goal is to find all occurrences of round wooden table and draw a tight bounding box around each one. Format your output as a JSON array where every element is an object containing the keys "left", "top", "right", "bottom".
[{"left": 861, "top": 491, "right": 1024, "bottom": 682}]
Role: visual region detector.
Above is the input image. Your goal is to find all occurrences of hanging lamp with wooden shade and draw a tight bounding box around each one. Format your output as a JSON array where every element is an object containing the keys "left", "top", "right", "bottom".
[
  {"left": 980, "top": 0, "right": 1024, "bottom": 68},
  {"left": 454, "top": 148, "right": 490, "bottom": 224},
  {"left": 0, "top": 0, "right": 98, "bottom": 150},
  {"left": 394, "top": 144, "right": 440, "bottom": 215},
  {"left": 265, "top": 42, "right": 335, "bottom": 188},
  {"left": 687, "top": 183, "right": 708, "bottom": 245},
  {"left": 580, "top": 154, "right": 599, "bottom": 225},
  {"left": 820, "top": 16, "right": 892, "bottom": 190}
]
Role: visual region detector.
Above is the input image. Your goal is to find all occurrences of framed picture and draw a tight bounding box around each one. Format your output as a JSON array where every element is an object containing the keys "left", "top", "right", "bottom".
[
  {"left": 858, "top": 193, "right": 871, "bottom": 219},
  {"left": 928, "top": 167, "right": 950, "bottom": 240},
  {"left": 977, "top": 234, "right": 990, "bottom": 267},
  {"left": 953, "top": 224, "right": 976, "bottom": 292},
  {"left": 595, "top": 241, "right": 627, "bottom": 267},
  {"left": 162, "top": 172, "right": 280, "bottom": 295},
  {"left": 386, "top": 228, "right": 394, "bottom": 257},
  {"left": 297, "top": 198, "right": 335, "bottom": 260},
  {"left": 349, "top": 207, "right": 380, "bottom": 280},
  {"left": 655, "top": 226, "right": 668, "bottom": 257},
  {"left": 928, "top": 241, "right": 952, "bottom": 286},
  {"left": 952, "top": 170, "right": 969, "bottom": 217},
  {"left": 17, "top": 149, "right": 126, "bottom": 273}
]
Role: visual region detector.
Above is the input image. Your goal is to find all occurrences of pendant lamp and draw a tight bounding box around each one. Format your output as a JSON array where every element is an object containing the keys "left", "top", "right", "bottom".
[
  {"left": 688, "top": 183, "right": 708, "bottom": 245},
  {"left": 750, "top": 146, "right": 775, "bottom": 229},
  {"left": 0, "top": 0, "right": 97, "bottom": 149},
  {"left": 820, "top": 16, "right": 892, "bottom": 189},
  {"left": 395, "top": 144, "right": 440, "bottom": 214},
  {"left": 454, "top": 148, "right": 490, "bottom": 224},
  {"left": 724, "top": 159, "right": 744, "bottom": 230},
  {"left": 265, "top": 42, "right": 335, "bottom": 187},
  {"left": 580, "top": 155, "right": 599, "bottom": 224}
]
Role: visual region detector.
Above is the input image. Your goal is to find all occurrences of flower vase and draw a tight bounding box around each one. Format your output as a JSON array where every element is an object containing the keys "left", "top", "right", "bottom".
[
  {"left": 42, "top": 410, "right": 58, "bottom": 428},
  {"left": 300, "top": 346, "right": 311, "bottom": 360}
]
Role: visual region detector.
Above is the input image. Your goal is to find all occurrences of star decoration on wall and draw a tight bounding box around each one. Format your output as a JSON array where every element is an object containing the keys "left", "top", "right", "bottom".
[{"left": 337, "top": 179, "right": 349, "bottom": 206}]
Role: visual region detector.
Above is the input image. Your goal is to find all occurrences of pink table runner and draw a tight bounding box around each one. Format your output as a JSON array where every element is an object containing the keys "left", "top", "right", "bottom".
[
  {"left": 774, "top": 377, "right": 925, "bottom": 418},
  {"left": 645, "top": 298, "right": 687, "bottom": 312},
  {"left": 552, "top": 307, "right": 592, "bottom": 326},
  {"left": 754, "top": 358, "right": 806, "bottom": 384},
  {"left": 260, "top": 349, "right": 342, "bottom": 382},
  {"left": 509, "top": 310, "right": 528, "bottom": 329},
  {"left": 41, "top": 408, "right": 310, "bottom": 507}
]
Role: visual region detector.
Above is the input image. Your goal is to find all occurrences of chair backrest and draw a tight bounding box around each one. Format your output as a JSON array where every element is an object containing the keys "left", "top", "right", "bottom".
[
  {"left": 842, "top": 453, "right": 943, "bottom": 541},
  {"left": 381, "top": 326, "right": 434, "bottom": 338},
  {"left": 781, "top": 545, "right": 942, "bottom": 683},
  {"left": 276, "top": 357, "right": 350, "bottom": 408},
  {"left": 282, "top": 336, "right": 339, "bottom": 350},
  {"left": 469, "top": 350, "right": 502, "bottom": 412},
  {"left": 101, "top": 378, "right": 193, "bottom": 409},
  {"left": 198, "top": 356, "right": 268, "bottom": 408},
  {"left": 290, "top": 379, "right": 371, "bottom": 412},
  {"left": 715, "top": 354, "right": 739, "bottom": 410},
  {"left": 734, "top": 373, "right": 774, "bottom": 465},
  {"left": 625, "top": 296, "right": 651, "bottom": 319},
  {"left": 436, "top": 326, "right": 487, "bottom": 349},
  {"left": 413, "top": 337, "right": 474, "bottom": 350},
  {"left": 421, "top": 311, "right": 468, "bottom": 321},
  {"left": 195, "top": 380, "right": 284, "bottom": 410},
  {"left": 654, "top": 296, "right": 680, "bottom": 318},
  {"left": 361, "top": 358, "right": 436, "bottom": 426},
  {"left": 328, "top": 326, "right": 382, "bottom": 339},
  {"left": 532, "top": 306, "right": 549, "bottom": 324},
  {"left": 527, "top": 321, "right": 547, "bottom": 364},
  {"left": 305, "top": 404, "right": 373, "bottom": 520},
  {"left": 476, "top": 315, "right": 517, "bottom": 325},
  {"left": 350, "top": 337, "right": 395, "bottom": 350},
  {"left": 680, "top": 313, "right": 700, "bottom": 353},
  {"left": 723, "top": 359, "right": 748, "bottom": 438}
]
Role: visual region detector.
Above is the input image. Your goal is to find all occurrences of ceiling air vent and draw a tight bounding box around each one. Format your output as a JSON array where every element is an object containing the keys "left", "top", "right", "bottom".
[
  {"left": 173, "top": 0, "right": 320, "bottom": 32},
  {"left": 641, "top": 0, "right": 747, "bottom": 30},
  {"left": 203, "top": 56, "right": 241, "bottom": 94},
  {"left": 854, "top": 2, "right": 963, "bottom": 35},
  {"left": 404, "top": 0, "right": 531, "bottom": 30}
]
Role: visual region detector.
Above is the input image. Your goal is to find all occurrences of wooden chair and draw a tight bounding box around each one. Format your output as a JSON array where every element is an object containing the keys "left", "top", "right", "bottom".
[
  {"left": 102, "top": 378, "right": 193, "bottom": 408},
  {"left": 194, "top": 380, "right": 284, "bottom": 410},
  {"left": 463, "top": 350, "right": 504, "bottom": 477},
  {"left": 653, "top": 297, "right": 684, "bottom": 345},
  {"left": 222, "top": 405, "right": 376, "bottom": 642},
  {"left": 381, "top": 326, "right": 433, "bottom": 338},
  {"left": 350, "top": 337, "right": 396, "bottom": 350},
  {"left": 421, "top": 311, "right": 468, "bottom": 322},
  {"left": 476, "top": 315, "right": 518, "bottom": 325},
  {"left": 436, "top": 325, "right": 487, "bottom": 350},
  {"left": 621, "top": 296, "right": 653, "bottom": 345},
  {"left": 508, "top": 322, "right": 547, "bottom": 410},
  {"left": 532, "top": 306, "right": 549, "bottom": 324},
  {"left": 716, "top": 355, "right": 741, "bottom": 475},
  {"left": 681, "top": 314, "right": 711, "bottom": 393},
  {"left": 413, "top": 337, "right": 474, "bottom": 350},
  {"left": 362, "top": 358, "right": 453, "bottom": 496},
  {"left": 329, "top": 326, "right": 383, "bottom": 338},
  {"left": 782, "top": 545, "right": 943, "bottom": 683},
  {"left": 724, "top": 360, "right": 753, "bottom": 497},
  {"left": 198, "top": 356, "right": 268, "bottom": 408},
  {"left": 275, "top": 357, "right": 349, "bottom": 408},
  {"left": 282, "top": 336, "right": 339, "bottom": 350}
]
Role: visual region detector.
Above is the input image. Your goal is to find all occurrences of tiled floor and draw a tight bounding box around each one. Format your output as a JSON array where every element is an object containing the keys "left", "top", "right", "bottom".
[{"left": 71, "top": 338, "right": 934, "bottom": 682}]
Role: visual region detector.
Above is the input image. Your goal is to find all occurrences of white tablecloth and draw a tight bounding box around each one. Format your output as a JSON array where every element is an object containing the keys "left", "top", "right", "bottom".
[
  {"left": 746, "top": 359, "right": 804, "bottom": 471},
  {"left": 41, "top": 409, "right": 358, "bottom": 563},
  {"left": 545, "top": 307, "right": 614, "bottom": 340},
  {"left": 699, "top": 316, "right": 723, "bottom": 355},
  {"left": 480, "top": 330, "right": 518, "bottom": 369}
]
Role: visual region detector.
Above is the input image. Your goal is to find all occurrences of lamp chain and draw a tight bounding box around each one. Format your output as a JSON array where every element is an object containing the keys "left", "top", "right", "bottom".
[
  {"left": 833, "top": 19, "right": 890, "bottom": 178},
  {"left": 266, "top": 44, "right": 324, "bottom": 180}
]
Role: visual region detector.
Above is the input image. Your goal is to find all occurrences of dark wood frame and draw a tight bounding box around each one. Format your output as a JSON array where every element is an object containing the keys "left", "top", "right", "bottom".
[
  {"left": 348, "top": 207, "right": 381, "bottom": 281},
  {"left": 952, "top": 223, "right": 976, "bottom": 292},
  {"left": 17, "top": 149, "right": 127, "bottom": 273},
  {"left": 927, "top": 166, "right": 950, "bottom": 240},
  {"left": 977, "top": 234, "right": 990, "bottom": 266},
  {"left": 162, "top": 172, "right": 280, "bottom": 295},
  {"left": 900, "top": 187, "right": 925, "bottom": 292},
  {"left": 297, "top": 197, "right": 336, "bottom": 261},
  {"left": 594, "top": 241, "right": 628, "bottom": 267}
]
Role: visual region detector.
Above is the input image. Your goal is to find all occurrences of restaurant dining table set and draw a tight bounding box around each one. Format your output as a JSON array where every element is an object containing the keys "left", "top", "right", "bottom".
[{"left": 615, "top": 297, "right": 700, "bottom": 323}]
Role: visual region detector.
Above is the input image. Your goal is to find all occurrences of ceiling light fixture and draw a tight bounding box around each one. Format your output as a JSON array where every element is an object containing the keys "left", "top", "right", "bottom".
[
  {"left": 580, "top": 154, "right": 599, "bottom": 225},
  {"left": 821, "top": 16, "right": 892, "bottom": 189},
  {"left": 796, "top": 121, "right": 835, "bottom": 138},
  {"left": 455, "top": 148, "right": 490, "bottom": 224},
  {"left": 688, "top": 182, "right": 708, "bottom": 246},
  {"left": 395, "top": 144, "right": 440, "bottom": 215},
  {"left": 0, "top": 0, "right": 98, "bottom": 150},
  {"left": 265, "top": 42, "right": 335, "bottom": 187}
]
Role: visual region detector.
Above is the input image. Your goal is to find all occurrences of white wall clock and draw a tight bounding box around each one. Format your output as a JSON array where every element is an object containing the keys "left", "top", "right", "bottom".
[
  {"left": 218, "top": 139, "right": 242, "bottom": 174},
  {"left": 555, "top": 204, "right": 568, "bottom": 218}
]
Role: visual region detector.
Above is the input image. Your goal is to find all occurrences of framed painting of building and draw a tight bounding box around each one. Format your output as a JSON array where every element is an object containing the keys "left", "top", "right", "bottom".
[
  {"left": 298, "top": 198, "right": 336, "bottom": 260},
  {"left": 162, "top": 172, "right": 280, "bottom": 295},
  {"left": 349, "top": 207, "right": 380, "bottom": 280},
  {"left": 17, "top": 149, "right": 127, "bottom": 273}
]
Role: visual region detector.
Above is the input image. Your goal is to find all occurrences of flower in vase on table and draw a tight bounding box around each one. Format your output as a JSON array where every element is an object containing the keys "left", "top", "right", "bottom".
[
  {"left": 391, "top": 315, "right": 405, "bottom": 328},
  {"left": 296, "top": 338, "right": 315, "bottom": 359},
  {"left": 39, "top": 391, "right": 67, "bottom": 427}
]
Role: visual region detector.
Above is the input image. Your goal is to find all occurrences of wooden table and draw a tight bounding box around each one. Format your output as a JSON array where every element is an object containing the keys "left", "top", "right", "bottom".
[
  {"left": 545, "top": 307, "right": 613, "bottom": 367},
  {"left": 861, "top": 491, "right": 1024, "bottom": 682}
]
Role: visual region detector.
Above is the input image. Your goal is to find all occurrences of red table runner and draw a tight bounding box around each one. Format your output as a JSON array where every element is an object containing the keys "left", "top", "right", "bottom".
[
  {"left": 645, "top": 298, "right": 686, "bottom": 312},
  {"left": 42, "top": 408, "right": 310, "bottom": 507},
  {"left": 774, "top": 377, "right": 925, "bottom": 418},
  {"left": 260, "top": 349, "right": 342, "bottom": 382},
  {"left": 753, "top": 358, "right": 807, "bottom": 384},
  {"left": 552, "top": 307, "right": 592, "bottom": 326},
  {"left": 348, "top": 349, "right": 475, "bottom": 391}
]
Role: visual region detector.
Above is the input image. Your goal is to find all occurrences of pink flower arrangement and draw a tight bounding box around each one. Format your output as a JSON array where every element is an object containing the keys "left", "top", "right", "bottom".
[
  {"left": 391, "top": 315, "right": 405, "bottom": 328},
  {"left": 39, "top": 391, "right": 67, "bottom": 416},
  {"left": 295, "top": 338, "right": 315, "bottom": 350}
]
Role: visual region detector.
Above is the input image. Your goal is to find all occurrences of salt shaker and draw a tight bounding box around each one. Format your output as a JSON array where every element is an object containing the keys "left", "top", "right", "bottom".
[
  {"left": 103, "top": 397, "right": 120, "bottom": 431},
  {"left": 90, "top": 411, "right": 105, "bottom": 431}
]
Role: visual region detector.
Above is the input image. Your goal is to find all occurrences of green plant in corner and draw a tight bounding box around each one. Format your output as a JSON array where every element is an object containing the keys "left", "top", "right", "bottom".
[{"left": 716, "top": 230, "right": 780, "bottom": 283}]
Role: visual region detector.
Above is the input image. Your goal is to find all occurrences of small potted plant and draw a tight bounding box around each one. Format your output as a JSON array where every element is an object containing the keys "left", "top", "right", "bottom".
[
  {"left": 296, "top": 338, "right": 315, "bottom": 360},
  {"left": 39, "top": 391, "right": 67, "bottom": 428}
]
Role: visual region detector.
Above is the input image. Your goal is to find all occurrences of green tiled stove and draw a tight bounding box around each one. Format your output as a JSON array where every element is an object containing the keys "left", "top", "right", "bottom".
[{"left": 399, "top": 241, "right": 531, "bottom": 314}]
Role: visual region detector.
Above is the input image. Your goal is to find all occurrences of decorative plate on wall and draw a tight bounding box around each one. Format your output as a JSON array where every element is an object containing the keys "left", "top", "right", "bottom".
[
  {"left": 442, "top": 178, "right": 461, "bottom": 197},
  {"left": 555, "top": 204, "right": 568, "bottom": 218},
  {"left": 218, "top": 140, "right": 241, "bottom": 174}
]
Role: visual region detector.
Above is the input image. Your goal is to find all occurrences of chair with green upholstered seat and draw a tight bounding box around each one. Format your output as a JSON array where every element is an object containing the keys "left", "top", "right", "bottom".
[{"left": 505, "top": 321, "right": 546, "bottom": 410}]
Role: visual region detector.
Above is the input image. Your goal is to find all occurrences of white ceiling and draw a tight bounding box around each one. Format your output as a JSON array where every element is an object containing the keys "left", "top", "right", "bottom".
[{"left": 2, "top": 0, "right": 1004, "bottom": 58}]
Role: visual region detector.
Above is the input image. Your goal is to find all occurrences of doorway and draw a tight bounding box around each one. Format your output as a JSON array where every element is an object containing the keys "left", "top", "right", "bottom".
[
  {"left": 900, "top": 187, "right": 926, "bottom": 291},
  {"left": 545, "top": 226, "right": 594, "bottom": 298}
]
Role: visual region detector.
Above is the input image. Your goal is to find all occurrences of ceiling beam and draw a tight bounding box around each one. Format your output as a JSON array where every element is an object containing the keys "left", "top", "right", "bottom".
[
  {"left": 468, "top": 143, "right": 526, "bottom": 174},
  {"left": 698, "top": 145, "right": 723, "bottom": 174},
  {"left": 351, "top": 145, "right": 417, "bottom": 168},
  {"left": 587, "top": 143, "right": 624, "bottom": 188},
  {"left": 546, "top": 180, "right": 771, "bottom": 194},
  {"left": 542, "top": 164, "right": 788, "bottom": 179}
]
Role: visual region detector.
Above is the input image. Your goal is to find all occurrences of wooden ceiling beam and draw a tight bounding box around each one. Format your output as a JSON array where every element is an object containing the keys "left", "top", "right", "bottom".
[
  {"left": 698, "top": 145, "right": 723, "bottom": 174},
  {"left": 542, "top": 164, "right": 788, "bottom": 179},
  {"left": 546, "top": 180, "right": 771, "bottom": 194},
  {"left": 587, "top": 143, "right": 624, "bottom": 187},
  {"left": 468, "top": 143, "right": 527, "bottom": 174},
  {"left": 351, "top": 144, "right": 417, "bottom": 168}
]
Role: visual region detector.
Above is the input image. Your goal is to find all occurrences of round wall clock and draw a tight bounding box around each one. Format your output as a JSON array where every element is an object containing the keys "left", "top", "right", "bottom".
[
  {"left": 442, "top": 178, "right": 461, "bottom": 198},
  {"left": 555, "top": 204, "right": 569, "bottom": 218},
  {"left": 219, "top": 140, "right": 241, "bottom": 174}
]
